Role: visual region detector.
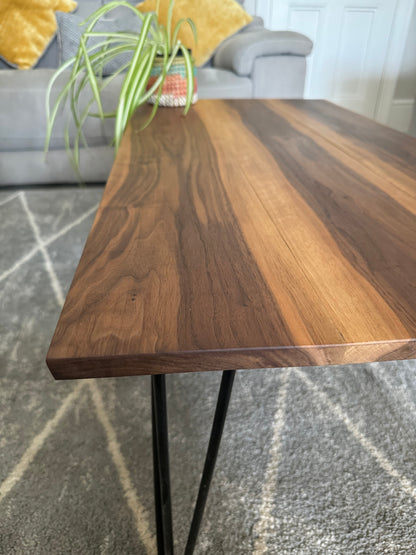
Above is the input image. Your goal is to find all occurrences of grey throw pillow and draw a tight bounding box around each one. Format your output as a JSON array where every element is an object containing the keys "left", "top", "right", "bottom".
[
  {"left": 201, "top": 14, "right": 264, "bottom": 68},
  {"left": 240, "top": 15, "right": 264, "bottom": 32},
  {"left": 56, "top": 10, "right": 142, "bottom": 75}
]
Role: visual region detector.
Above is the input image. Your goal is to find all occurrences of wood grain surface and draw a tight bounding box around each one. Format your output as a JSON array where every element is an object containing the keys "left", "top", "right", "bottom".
[{"left": 46, "top": 100, "right": 416, "bottom": 379}]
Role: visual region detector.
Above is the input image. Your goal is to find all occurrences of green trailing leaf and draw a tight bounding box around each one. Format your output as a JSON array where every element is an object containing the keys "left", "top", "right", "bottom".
[
  {"left": 45, "top": 0, "right": 197, "bottom": 180},
  {"left": 172, "top": 17, "right": 197, "bottom": 49},
  {"left": 79, "top": 36, "right": 103, "bottom": 118},
  {"left": 73, "top": 97, "right": 97, "bottom": 178},
  {"left": 166, "top": 0, "right": 175, "bottom": 50},
  {"left": 45, "top": 59, "right": 75, "bottom": 155},
  {"left": 141, "top": 88, "right": 161, "bottom": 130},
  {"left": 180, "top": 44, "right": 195, "bottom": 115},
  {"left": 129, "top": 43, "right": 158, "bottom": 112},
  {"left": 114, "top": 47, "right": 154, "bottom": 149},
  {"left": 114, "top": 12, "right": 156, "bottom": 146}
]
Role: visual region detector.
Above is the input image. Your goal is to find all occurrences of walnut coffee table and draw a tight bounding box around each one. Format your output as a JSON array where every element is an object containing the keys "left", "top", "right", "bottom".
[{"left": 47, "top": 100, "right": 416, "bottom": 554}]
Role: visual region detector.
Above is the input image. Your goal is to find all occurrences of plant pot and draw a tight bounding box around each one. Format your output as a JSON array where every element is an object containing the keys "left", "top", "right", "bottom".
[{"left": 146, "top": 56, "right": 198, "bottom": 107}]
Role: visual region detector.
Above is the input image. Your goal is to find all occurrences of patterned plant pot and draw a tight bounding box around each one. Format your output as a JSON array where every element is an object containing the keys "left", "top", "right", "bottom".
[{"left": 146, "top": 56, "right": 197, "bottom": 107}]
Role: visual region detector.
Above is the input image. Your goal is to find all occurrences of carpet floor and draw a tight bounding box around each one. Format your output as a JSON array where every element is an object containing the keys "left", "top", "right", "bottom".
[{"left": 1, "top": 187, "right": 416, "bottom": 554}]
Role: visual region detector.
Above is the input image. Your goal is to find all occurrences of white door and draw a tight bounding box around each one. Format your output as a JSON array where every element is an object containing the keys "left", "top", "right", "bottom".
[{"left": 244, "top": 0, "right": 415, "bottom": 122}]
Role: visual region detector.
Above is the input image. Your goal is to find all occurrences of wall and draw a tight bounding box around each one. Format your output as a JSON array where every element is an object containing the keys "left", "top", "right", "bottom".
[{"left": 388, "top": 2, "right": 416, "bottom": 134}]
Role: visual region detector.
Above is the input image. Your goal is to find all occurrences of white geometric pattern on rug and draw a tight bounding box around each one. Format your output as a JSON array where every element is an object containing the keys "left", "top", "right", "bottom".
[
  {"left": 0, "top": 190, "right": 155, "bottom": 553},
  {"left": 21, "top": 188, "right": 153, "bottom": 539}
]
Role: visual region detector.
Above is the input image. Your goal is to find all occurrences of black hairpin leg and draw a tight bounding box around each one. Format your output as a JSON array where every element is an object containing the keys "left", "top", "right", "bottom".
[
  {"left": 184, "top": 370, "right": 236, "bottom": 555},
  {"left": 151, "top": 370, "right": 236, "bottom": 555},
  {"left": 152, "top": 374, "right": 174, "bottom": 555}
]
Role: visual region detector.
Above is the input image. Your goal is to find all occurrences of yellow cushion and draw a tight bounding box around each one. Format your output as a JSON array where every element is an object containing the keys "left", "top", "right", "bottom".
[
  {"left": 0, "top": 0, "right": 77, "bottom": 69},
  {"left": 137, "top": 0, "right": 252, "bottom": 67}
]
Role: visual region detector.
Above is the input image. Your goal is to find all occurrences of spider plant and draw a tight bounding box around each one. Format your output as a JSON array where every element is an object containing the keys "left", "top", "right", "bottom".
[{"left": 45, "top": 0, "right": 196, "bottom": 178}]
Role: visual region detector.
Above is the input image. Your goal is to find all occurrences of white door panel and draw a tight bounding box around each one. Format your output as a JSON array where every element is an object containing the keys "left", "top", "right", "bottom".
[
  {"left": 286, "top": 6, "right": 328, "bottom": 98},
  {"left": 243, "top": 0, "right": 415, "bottom": 121}
]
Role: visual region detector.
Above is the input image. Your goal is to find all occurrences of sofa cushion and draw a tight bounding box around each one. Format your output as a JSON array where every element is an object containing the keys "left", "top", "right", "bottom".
[
  {"left": 197, "top": 67, "right": 252, "bottom": 99},
  {"left": 0, "top": 68, "right": 124, "bottom": 151},
  {"left": 0, "top": 146, "right": 114, "bottom": 185},
  {"left": 214, "top": 30, "right": 313, "bottom": 76},
  {"left": 0, "top": 0, "right": 77, "bottom": 69},
  {"left": 197, "top": 14, "right": 264, "bottom": 70},
  {"left": 56, "top": 8, "right": 142, "bottom": 74},
  {"left": 240, "top": 15, "right": 264, "bottom": 32},
  {"left": 137, "top": 0, "right": 252, "bottom": 67}
]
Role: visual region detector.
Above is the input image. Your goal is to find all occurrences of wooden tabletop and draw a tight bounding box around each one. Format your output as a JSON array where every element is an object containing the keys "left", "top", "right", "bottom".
[{"left": 46, "top": 100, "right": 416, "bottom": 379}]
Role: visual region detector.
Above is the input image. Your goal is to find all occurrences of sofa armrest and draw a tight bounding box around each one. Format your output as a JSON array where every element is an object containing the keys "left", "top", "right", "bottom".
[{"left": 213, "top": 30, "right": 313, "bottom": 77}]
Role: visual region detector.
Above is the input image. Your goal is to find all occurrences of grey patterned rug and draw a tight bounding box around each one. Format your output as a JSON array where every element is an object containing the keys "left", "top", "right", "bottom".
[{"left": 1, "top": 187, "right": 416, "bottom": 554}]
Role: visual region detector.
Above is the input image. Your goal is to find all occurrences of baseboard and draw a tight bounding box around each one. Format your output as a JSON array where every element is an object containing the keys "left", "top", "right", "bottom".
[{"left": 387, "top": 98, "right": 415, "bottom": 133}]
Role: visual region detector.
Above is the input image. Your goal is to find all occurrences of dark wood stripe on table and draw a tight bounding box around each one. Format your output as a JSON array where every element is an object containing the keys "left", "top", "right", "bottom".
[
  {"left": 272, "top": 100, "right": 416, "bottom": 212},
  {"left": 286, "top": 100, "right": 416, "bottom": 180},
  {"left": 226, "top": 100, "right": 416, "bottom": 335},
  {"left": 47, "top": 100, "right": 416, "bottom": 379},
  {"left": 170, "top": 111, "right": 294, "bottom": 351}
]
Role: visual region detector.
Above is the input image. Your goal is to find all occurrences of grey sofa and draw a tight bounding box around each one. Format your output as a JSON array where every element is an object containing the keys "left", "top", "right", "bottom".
[{"left": 0, "top": 1, "right": 312, "bottom": 186}]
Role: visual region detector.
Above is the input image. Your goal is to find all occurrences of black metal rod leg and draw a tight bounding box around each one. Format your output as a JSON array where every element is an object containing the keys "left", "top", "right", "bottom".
[
  {"left": 152, "top": 374, "right": 174, "bottom": 555},
  {"left": 185, "top": 370, "right": 236, "bottom": 555},
  {"left": 152, "top": 378, "right": 164, "bottom": 553}
]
